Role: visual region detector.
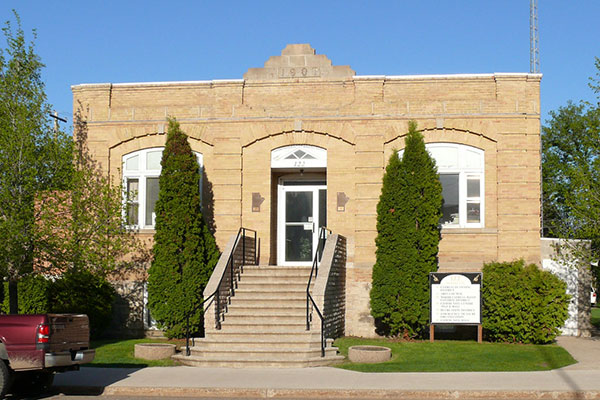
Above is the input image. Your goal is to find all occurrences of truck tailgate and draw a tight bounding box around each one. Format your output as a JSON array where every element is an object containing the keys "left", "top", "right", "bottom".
[{"left": 48, "top": 314, "right": 90, "bottom": 352}]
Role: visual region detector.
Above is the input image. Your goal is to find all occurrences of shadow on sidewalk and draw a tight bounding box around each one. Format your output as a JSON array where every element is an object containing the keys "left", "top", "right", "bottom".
[
  {"left": 545, "top": 332, "right": 600, "bottom": 399},
  {"left": 42, "top": 366, "right": 145, "bottom": 397}
]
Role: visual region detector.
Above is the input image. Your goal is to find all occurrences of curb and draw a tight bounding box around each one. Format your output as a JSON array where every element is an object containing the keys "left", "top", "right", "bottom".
[{"left": 56, "top": 386, "right": 600, "bottom": 399}]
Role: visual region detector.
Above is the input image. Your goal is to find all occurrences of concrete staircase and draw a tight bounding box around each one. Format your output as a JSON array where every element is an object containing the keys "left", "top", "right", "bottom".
[{"left": 174, "top": 265, "right": 344, "bottom": 367}]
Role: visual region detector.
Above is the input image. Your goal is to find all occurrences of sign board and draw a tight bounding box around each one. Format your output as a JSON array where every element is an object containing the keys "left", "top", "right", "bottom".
[{"left": 430, "top": 272, "right": 482, "bottom": 324}]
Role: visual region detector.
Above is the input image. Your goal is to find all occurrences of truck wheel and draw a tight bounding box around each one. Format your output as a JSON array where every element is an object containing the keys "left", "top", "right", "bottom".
[{"left": 0, "top": 360, "right": 12, "bottom": 398}]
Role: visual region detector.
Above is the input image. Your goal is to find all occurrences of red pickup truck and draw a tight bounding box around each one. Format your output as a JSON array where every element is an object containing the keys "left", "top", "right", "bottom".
[{"left": 0, "top": 313, "right": 95, "bottom": 396}]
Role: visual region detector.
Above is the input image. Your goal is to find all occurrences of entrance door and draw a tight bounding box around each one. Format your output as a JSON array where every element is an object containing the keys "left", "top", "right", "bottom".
[{"left": 277, "top": 178, "right": 327, "bottom": 266}]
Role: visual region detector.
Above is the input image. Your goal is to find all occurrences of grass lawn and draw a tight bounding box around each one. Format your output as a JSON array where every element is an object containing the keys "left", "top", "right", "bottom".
[
  {"left": 333, "top": 337, "right": 576, "bottom": 372},
  {"left": 592, "top": 306, "right": 600, "bottom": 330},
  {"left": 86, "top": 338, "right": 184, "bottom": 368}
]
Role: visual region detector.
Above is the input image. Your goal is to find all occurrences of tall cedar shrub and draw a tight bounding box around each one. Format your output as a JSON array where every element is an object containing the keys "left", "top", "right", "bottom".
[
  {"left": 482, "top": 260, "right": 569, "bottom": 344},
  {"left": 370, "top": 121, "right": 443, "bottom": 338},
  {"left": 148, "top": 118, "right": 220, "bottom": 338}
]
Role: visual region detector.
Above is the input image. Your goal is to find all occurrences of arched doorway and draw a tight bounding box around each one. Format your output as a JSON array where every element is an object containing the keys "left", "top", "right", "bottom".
[{"left": 271, "top": 145, "right": 327, "bottom": 266}]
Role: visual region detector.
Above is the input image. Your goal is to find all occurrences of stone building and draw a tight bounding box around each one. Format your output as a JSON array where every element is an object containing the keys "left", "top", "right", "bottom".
[{"left": 72, "top": 44, "right": 541, "bottom": 348}]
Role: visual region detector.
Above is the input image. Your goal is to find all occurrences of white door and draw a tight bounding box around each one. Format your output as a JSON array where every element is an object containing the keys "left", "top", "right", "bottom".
[{"left": 277, "top": 179, "right": 327, "bottom": 266}]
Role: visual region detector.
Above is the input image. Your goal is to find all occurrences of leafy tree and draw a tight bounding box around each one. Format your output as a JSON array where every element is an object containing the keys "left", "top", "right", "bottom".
[
  {"left": 370, "top": 121, "right": 443, "bottom": 338},
  {"left": 0, "top": 12, "right": 72, "bottom": 312},
  {"left": 37, "top": 110, "right": 148, "bottom": 278},
  {"left": 542, "top": 57, "right": 600, "bottom": 284},
  {"left": 542, "top": 102, "right": 600, "bottom": 239},
  {"left": 33, "top": 110, "right": 149, "bottom": 335},
  {"left": 148, "top": 118, "right": 219, "bottom": 338}
]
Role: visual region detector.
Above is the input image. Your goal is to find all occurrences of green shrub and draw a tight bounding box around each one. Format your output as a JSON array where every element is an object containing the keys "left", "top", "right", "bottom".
[
  {"left": 48, "top": 269, "right": 115, "bottom": 338},
  {"left": 482, "top": 260, "right": 569, "bottom": 344},
  {"left": 0, "top": 271, "right": 114, "bottom": 338},
  {"left": 1, "top": 274, "right": 51, "bottom": 314},
  {"left": 17, "top": 274, "right": 52, "bottom": 314},
  {"left": 370, "top": 121, "right": 443, "bottom": 338}
]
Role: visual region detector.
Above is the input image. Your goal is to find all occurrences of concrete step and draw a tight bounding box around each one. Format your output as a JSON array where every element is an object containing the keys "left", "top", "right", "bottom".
[
  {"left": 191, "top": 337, "right": 322, "bottom": 350},
  {"left": 226, "top": 305, "right": 305, "bottom": 314},
  {"left": 173, "top": 354, "right": 345, "bottom": 368},
  {"left": 232, "top": 289, "right": 306, "bottom": 300},
  {"left": 236, "top": 282, "right": 307, "bottom": 291},
  {"left": 239, "top": 275, "right": 309, "bottom": 284},
  {"left": 244, "top": 265, "right": 312, "bottom": 272},
  {"left": 227, "top": 297, "right": 306, "bottom": 308},
  {"left": 218, "top": 321, "right": 307, "bottom": 333},
  {"left": 187, "top": 347, "right": 339, "bottom": 361},
  {"left": 201, "top": 331, "right": 321, "bottom": 341},
  {"left": 223, "top": 313, "right": 305, "bottom": 324},
  {"left": 240, "top": 271, "right": 312, "bottom": 279},
  {"left": 226, "top": 308, "right": 305, "bottom": 318}
]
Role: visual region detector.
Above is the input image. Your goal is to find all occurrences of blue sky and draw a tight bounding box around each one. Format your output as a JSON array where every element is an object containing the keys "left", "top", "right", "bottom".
[{"left": 1, "top": 1, "right": 599, "bottom": 130}]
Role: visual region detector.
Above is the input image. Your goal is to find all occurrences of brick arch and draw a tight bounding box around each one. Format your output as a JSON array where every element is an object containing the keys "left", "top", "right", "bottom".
[
  {"left": 384, "top": 128, "right": 497, "bottom": 162},
  {"left": 242, "top": 129, "right": 355, "bottom": 150},
  {"left": 107, "top": 131, "right": 213, "bottom": 181}
]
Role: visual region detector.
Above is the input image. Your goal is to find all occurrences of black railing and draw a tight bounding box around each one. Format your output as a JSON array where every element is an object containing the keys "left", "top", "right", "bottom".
[
  {"left": 306, "top": 226, "right": 330, "bottom": 357},
  {"left": 184, "top": 227, "right": 257, "bottom": 356}
]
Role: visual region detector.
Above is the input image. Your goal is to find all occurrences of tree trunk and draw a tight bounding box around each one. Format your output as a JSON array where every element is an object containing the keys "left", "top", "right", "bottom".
[{"left": 8, "top": 280, "right": 18, "bottom": 314}]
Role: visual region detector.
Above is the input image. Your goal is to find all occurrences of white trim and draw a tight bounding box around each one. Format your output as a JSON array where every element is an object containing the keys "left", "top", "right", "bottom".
[
  {"left": 355, "top": 73, "right": 542, "bottom": 81},
  {"left": 71, "top": 79, "right": 244, "bottom": 90},
  {"left": 271, "top": 145, "right": 327, "bottom": 169},
  {"left": 73, "top": 73, "right": 542, "bottom": 90}
]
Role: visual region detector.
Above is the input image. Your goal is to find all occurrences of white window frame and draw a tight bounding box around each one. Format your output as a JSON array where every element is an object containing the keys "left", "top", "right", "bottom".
[
  {"left": 399, "top": 143, "right": 484, "bottom": 228},
  {"left": 122, "top": 147, "right": 203, "bottom": 229}
]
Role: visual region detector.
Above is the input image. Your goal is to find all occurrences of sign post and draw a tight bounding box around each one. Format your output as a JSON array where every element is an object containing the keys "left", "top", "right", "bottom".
[{"left": 429, "top": 272, "right": 482, "bottom": 343}]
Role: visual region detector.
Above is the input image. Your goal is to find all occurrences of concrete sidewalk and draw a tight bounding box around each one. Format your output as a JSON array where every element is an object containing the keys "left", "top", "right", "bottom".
[{"left": 53, "top": 336, "right": 600, "bottom": 399}]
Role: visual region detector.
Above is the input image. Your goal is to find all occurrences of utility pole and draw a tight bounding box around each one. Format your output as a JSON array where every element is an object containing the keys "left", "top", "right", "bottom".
[
  {"left": 530, "top": 0, "right": 539, "bottom": 73},
  {"left": 531, "top": 0, "right": 544, "bottom": 237},
  {"left": 49, "top": 111, "right": 67, "bottom": 135}
]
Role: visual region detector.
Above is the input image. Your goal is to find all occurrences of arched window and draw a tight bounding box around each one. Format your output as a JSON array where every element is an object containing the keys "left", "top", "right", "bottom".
[
  {"left": 122, "top": 148, "right": 203, "bottom": 228},
  {"left": 400, "top": 143, "right": 484, "bottom": 228}
]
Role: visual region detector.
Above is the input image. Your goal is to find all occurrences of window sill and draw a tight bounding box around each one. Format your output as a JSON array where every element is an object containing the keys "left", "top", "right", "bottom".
[
  {"left": 441, "top": 227, "right": 497, "bottom": 234},
  {"left": 126, "top": 227, "right": 156, "bottom": 234}
]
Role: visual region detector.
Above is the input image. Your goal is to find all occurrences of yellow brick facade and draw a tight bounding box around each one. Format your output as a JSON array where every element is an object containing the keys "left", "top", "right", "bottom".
[{"left": 72, "top": 44, "right": 541, "bottom": 337}]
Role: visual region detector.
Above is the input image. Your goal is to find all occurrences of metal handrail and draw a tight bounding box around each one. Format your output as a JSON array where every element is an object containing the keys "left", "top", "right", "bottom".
[
  {"left": 306, "top": 226, "right": 330, "bottom": 357},
  {"left": 184, "top": 227, "right": 257, "bottom": 356}
]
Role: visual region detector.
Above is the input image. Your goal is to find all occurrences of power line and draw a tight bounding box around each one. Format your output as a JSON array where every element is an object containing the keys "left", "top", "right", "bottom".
[{"left": 49, "top": 111, "right": 67, "bottom": 134}]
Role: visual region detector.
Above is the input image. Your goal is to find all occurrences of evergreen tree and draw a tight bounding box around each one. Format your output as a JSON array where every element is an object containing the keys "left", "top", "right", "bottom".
[
  {"left": 148, "top": 118, "right": 219, "bottom": 338},
  {"left": 370, "top": 121, "right": 442, "bottom": 338}
]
